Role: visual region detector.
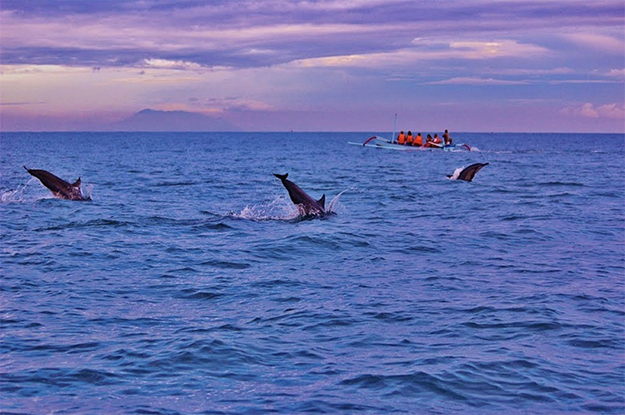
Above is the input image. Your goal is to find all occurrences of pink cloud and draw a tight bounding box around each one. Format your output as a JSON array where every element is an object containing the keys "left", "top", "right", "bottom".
[
  {"left": 562, "top": 103, "right": 625, "bottom": 119},
  {"left": 427, "top": 77, "right": 528, "bottom": 86}
]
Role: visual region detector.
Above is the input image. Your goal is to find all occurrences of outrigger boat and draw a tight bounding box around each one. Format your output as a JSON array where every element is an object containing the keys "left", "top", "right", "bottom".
[
  {"left": 348, "top": 114, "right": 472, "bottom": 151},
  {"left": 348, "top": 135, "right": 472, "bottom": 152}
]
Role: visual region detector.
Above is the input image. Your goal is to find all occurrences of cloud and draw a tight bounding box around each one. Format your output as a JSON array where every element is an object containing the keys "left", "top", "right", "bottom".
[
  {"left": 0, "top": 101, "right": 46, "bottom": 106},
  {"left": 143, "top": 59, "right": 204, "bottom": 71},
  {"left": 548, "top": 79, "right": 621, "bottom": 85},
  {"left": 579, "top": 103, "right": 600, "bottom": 118},
  {"left": 186, "top": 96, "right": 274, "bottom": 112},
  {"left": 562, "top": 103, "right": 625, "bottom": 119},
  {"left": 594, "top": 104, "right": 625, "bottom": 119},
  {"left": 1, "top": 0, "right": 624, "bottom": 132},
  {"left": 485, "top": 67, "right": 575, "bottom": 76},
  {"left": 561, "top": 32, "right": 625, "bottom": 54},
  {"left": 0, "top": 1, "right": 619, "bottom": 69},
  {"left": 427, "top": 77, "right": 529, "bottom": 86},
  {"left": 607, "top": 68, "right": 625, "bottom": 78},
  {"left": 447, "top": 40, "right": 547, "bottom": 59},
  {"left": 0, "top": 64, "right": 87, "bottom": 75},
  {"left": 289, "top": 39, "right": 547, "bottom": 70}
]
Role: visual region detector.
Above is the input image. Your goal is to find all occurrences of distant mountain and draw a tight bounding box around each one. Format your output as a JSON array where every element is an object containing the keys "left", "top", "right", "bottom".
[{"left": 110, "top": 109, "right": 236, "bottom": 131}]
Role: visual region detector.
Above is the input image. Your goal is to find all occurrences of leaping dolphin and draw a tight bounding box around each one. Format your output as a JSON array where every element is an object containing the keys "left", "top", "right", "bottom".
[
  {"left": 274, "top": 173, "right": 326, "bottom": 216},
  {"left": 24, "top": 166, "right": 91, "bottom": 201},
  {"left": 448, "top": 162, "right": 489, "bottom": 182}
]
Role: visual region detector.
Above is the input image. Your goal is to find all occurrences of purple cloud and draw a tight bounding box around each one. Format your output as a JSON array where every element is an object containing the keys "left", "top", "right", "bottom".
[{"left": 0, "top": 0, "right": 623, "bottom": 132}]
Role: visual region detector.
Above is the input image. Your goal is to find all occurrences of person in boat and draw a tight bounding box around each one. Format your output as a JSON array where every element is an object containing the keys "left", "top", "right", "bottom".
[
  {"left": 425, "top": 134, "right": 433, "bottom": 147},
  {"left": 397, "top": 131, "right": 406, "bottom": 145},
  {"left": 406, "top": 131, "right": 414, "bottom": 146},
  {"left": 425, "top": 133, "right": 442, "bottom": 148},
  {"left": 430, "top": 133, "right": 442, "bottom": 147},
  {"left": 443, "top": 129, "right": 452, "bottom": 145},
  {"left": 414, "top": 132, "right": 423, "bottom": 147}
]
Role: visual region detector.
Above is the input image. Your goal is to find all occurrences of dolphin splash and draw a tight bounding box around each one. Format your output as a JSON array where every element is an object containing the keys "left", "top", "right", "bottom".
[
  {"left": 274, "top": 173, "right": 326, "bottom": 216},
  {"left": 448, "top": 163, "right": 489, "bottom": 182},
  {"left": 24, "top": 166, "right": 91, "bottom": 201}
]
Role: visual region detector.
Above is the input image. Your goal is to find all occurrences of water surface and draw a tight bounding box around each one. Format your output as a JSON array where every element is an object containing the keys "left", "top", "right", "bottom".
[{"left": 1, "top": 132, "right": 624, "bottom": 414}]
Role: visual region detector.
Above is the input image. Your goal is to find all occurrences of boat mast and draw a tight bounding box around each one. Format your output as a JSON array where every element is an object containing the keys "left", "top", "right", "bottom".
[{"left": 391, "top": 113, "right": 397, "bottom": 143}]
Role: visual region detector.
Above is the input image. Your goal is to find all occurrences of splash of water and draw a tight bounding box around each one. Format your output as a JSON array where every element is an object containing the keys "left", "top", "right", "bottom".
[
  {"left": 326, "top": 188, "right": 350, "bottom": 213},
  {"left": 2, "top": 177, "right": 94, "bottom": 203},
  {"left": 1, "top": 178, "right": 37, "bottom": 203},
  {"left": 231, "top": 196, "right": 300, "bottom": 221},
  {"left": 229, "top": 188, "right": 351, "bottom": 221},
  {"left": 448, "top": 167, "right": 464, "bottom": 180},
  {"left": 82, "top": 184, "right": 94, "bottom": 200},
  {"left": 1, "top": 188, "right": 23, "bottom": 203}
]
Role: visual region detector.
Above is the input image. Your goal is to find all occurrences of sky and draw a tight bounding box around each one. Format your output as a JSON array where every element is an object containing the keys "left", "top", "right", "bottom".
[{"left": 0, "top": 0, "right": 624, "bottom": 132}]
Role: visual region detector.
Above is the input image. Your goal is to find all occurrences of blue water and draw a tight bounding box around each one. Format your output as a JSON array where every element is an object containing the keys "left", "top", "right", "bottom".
[{"left": 1, "top": 132, "right": 624, "bottom": 415}]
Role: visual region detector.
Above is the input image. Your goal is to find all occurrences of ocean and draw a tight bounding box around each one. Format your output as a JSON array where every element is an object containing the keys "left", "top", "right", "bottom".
[{"left": 1, "top": 131, "right": 624, "bottom": 414}]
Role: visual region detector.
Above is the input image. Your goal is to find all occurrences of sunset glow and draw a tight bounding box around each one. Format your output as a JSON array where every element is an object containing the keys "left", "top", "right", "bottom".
[{"left": 1, "top": 0, "right": 623, "bottom": 132}]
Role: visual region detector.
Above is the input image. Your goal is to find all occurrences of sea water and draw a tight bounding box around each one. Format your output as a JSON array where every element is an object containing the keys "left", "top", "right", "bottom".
[{"left": 1, "top": 132, "right": 624, "bottom": 414}]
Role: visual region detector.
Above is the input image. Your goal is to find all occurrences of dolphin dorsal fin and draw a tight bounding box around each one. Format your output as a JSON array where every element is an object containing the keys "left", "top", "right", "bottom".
[
  {"left": 318, "top": 194, "right": 326, "bottom": 209},
  {"left": 273, "top": 173, "right": 288, "bottom": 180},
  {"left": 72, "top": 178, "right": 81, "bottom": 187}
]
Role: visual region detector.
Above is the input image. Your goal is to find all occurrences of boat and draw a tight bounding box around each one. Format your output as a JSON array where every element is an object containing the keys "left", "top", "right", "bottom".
[{"left": 348, "top": 136, "right": 472, "bottom": 151}]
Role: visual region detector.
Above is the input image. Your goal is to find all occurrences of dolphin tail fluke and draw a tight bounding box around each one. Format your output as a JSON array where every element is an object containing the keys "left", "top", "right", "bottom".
[
  {"left": 273, "top": 173, "right": 288, "bottom": 181},
  {"left": 318, "top": 194, "right": 326, "bottom": 209}
]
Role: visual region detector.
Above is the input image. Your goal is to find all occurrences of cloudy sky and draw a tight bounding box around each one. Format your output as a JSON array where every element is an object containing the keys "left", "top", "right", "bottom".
[{"left": 1, "top": 0, "right": 623, "bottom": 132}]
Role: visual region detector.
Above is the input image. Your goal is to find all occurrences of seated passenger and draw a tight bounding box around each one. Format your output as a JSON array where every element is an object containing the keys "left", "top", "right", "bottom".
[
  {"left": 414, "top": 132, "right": 423, "bottom": 146},
  {"left": 397, "top": 131, "right": 406, "bottom": 145},
  {"left": 425, "top": 134, "right": 433, "bottom": 147},
  {"left": 406, "top": 131, "right": 414, "bottom": 145},
  {"left": 433, "top": 134, "right": 442, "bottom": 144}
]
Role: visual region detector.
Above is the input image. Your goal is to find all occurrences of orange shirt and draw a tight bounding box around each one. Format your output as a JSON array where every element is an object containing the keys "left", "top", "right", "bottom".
[
  {"left": 414, "top": 134, "right": 423, "bottom": 146},
  {"left": 397, "top": 133, "right": 406, "bottom": 145},
  {"left": 406, "top": 133, "right": 414, "bottom": 144}
]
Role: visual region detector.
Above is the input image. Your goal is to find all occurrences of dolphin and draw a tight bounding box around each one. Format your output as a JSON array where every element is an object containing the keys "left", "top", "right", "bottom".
[
  {"left": 448, "top": 162, "right": 489, "bottom": 182},
  {"left": 274, "top": 173, "right": 326, "bottom": 216},
  {"left": 24, "top": 166, "right": 90, "bottom": 201}
]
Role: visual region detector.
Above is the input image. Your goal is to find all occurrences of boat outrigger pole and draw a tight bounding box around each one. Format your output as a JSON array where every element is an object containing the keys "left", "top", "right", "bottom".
[{"left": 391, "top": 113, "right": 397, "bottom": 144}]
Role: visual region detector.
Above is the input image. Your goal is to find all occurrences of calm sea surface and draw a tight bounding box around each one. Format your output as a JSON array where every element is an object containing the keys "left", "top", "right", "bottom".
[{"left": 1, "top": 132, "right": 624, "bottom": 415}]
